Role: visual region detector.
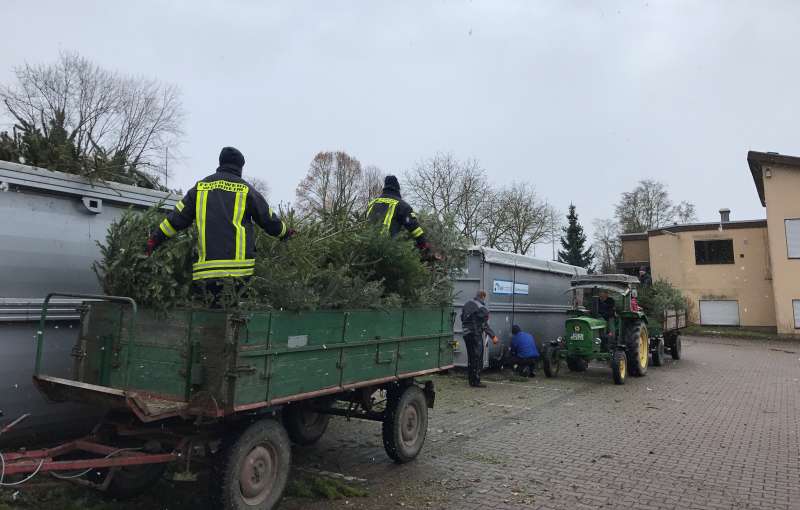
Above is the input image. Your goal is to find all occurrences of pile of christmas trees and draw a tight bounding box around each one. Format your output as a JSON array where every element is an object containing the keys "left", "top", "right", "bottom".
[{"left": 92, "top": 205, "right": 465, "bottom": 311}]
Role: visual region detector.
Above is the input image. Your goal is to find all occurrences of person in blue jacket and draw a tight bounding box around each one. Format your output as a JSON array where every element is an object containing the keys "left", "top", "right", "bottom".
[{"left": 508, "top": 324, "right": 540, "bottom": 377}]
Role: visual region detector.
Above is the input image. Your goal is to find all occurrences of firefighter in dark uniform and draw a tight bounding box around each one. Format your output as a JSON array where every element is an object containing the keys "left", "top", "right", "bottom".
[
  {"left": 367, "top": 175, "right": 430, "bottom": 252},
  {"left": 461, "top": 290, "right": 497, "bottom": 388},
  {"left": 146, "top": 147, "right": 294, "bottom": 305}
]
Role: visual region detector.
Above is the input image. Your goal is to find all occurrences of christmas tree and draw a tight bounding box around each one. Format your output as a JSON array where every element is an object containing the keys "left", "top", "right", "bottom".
[{"left": 558, "top": 204, "right": 595, "bottom": 271}]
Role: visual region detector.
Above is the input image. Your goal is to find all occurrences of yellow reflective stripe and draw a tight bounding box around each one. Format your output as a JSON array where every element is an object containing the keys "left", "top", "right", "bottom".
[
  {"left": 192, "top": 259, "right": 255, "bottom": 271},
  {"left": 175, "top": 200, "right": 185, "bottom": 212},
  {"left": 232, "top": 189, "right": 248, "bottom": 260},
  {"left": 197, "top": 180, "right": 248, "bottom": 193},
  {"left": 382, "top": 202, "right": 398, "bottom": 234},
  {"left": 159, "top": 219, "right": 177, "bottom": 238},
  {"left": 196, "top": 189, "right": 208, "bottom": 262},
  {"left": 279, "top": 221, "right": 287, "bottom": 238},
  {"left": 411, "top": 227, "right": 424, "bottom": 238},
  {"left": 192, "top": 268, "right": 255, "bottom": 280},
  {"left": 366, "top": 199, "right": 377, "bottom": 217}
]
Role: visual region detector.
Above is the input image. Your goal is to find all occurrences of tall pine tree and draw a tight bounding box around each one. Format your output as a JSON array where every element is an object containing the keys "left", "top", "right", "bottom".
[{"left": 558, "top": 204, "right": 595, "bottom": 271}]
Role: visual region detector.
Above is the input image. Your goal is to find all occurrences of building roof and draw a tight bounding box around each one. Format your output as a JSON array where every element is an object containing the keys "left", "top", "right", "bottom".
[
  {"left": 468, "top": 245, "right": 588, "bottom": 276},
  {"left": 647, "top": 220, "right": 767, "bottom": 236},
  {"left": 619, "top": 232, "right": 648, "bottom": 241},
  {"left": 747, "top": 150, "right": 800, "bottom": 206}
]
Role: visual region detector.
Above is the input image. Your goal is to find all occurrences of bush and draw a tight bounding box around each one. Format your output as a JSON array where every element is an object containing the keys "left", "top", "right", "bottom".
[{"left": 93, "top": 205, "right": 466, "bottom": 311}]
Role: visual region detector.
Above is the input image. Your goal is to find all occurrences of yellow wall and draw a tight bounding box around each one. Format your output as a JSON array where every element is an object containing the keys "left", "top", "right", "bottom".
[
  {"left": 762, "top": 164, "right": 800, "bottom": 335},
  {"left": 622, "top": 239, "right": 650, "bottom": 263},
  {"left": 649, "top": 227, "right": 775, "bottom": 327}
]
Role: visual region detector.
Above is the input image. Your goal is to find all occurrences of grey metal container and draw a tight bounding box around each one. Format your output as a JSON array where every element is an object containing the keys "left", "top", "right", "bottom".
[
  {"left": 453, "top": 246, "right": 587, "bottom": 368},
  {"left": 0, "top": 161, "right": 176, "bottom": 445}
]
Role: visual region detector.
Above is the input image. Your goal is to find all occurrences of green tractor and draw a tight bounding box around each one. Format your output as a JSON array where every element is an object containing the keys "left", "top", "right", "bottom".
[{"left": 542, "top": 275, "right": 651, "bottom": 385}]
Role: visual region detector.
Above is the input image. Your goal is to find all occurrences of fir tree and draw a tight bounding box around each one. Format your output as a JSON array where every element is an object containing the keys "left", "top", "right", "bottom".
[{"left": 558, "top": 204, "right": 595, "bottom": 271}]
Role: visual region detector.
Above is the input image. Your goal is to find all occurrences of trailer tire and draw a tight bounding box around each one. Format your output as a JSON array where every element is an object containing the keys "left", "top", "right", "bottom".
[
  {"left": 542, "top": 346, "right": 561, "bottom": 378},
  {"left": 212, "top": 419, "right": 291, "bottom": 510},
  {"left": 671, "top": 335, "right": 682, "bottom": 360},
  {"left": 611, "top": 350, "right": 627, "bottom": 385},
  {"left": 626, "top": 321, "right": 649, "bottom": 377},
  {"left": 105, "top": 463, "right": 167, "bottom": 500},
  {"left": 283, "top": 402, "right": 331, "bottom": 446},
  {"left": 651, "top": 337, "right": 665, "bottom": 367},
  {"left": 382, "top": 385, "right": 428, "bottom": 464},
  {"left": 566, "top": 356, "right": 588, "bottom": 372}
]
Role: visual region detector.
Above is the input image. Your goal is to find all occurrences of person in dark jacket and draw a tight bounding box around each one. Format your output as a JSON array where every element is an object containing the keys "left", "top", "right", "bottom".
[
  {"left": 461, "top": 290, "right": 497, "bottom": 388},
  {"left": 146, "top": 147, "right": 294, "bottom": 305},
  {"left": 638, "top": 266, "right": 652, "bottom": 287},
  {"left": 367, "top": 175, "right": 429, "bottom": 251},
  {"left": 507, "top": 324, "right": 539, "bottom": 377}
]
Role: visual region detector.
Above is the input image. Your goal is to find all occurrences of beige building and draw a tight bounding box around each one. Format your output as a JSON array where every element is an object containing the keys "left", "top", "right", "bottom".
[{"left": 618, "top": 151, "right": 800, "bottom": 336}]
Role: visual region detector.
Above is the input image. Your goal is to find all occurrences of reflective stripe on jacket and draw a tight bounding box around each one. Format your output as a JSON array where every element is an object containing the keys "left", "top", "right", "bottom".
[
  {"left": 366, "top": 192, "right": 425, "bottom": 242},
  {"left": 154, "top": 165, "right": 287, "bottom": 280}
]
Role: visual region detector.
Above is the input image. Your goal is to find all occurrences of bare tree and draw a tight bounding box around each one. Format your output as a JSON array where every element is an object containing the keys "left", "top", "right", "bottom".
[
  {"left": 593, "top": 218, "right": 621, "bottom": 274},
  {"left": 480, "top": 189, "right": 512, "bottom": 249},
  {"left": 358, "top": 164, "right": 385, "bottom": 204},
  {"left": 295, "top": 151, "right": 363, "bottom": 221},
  {"left": 614, "top": 179, "right": 697, "bottom": 233},
  {"left": 0, "top": 51, "right": 183, "bottom": 185},
  {"left": 404, "top": 153, "right": 489, "bottom": 243},
  {"left": 249, "top": 178, "right": 270, "bottom": 199},
  {"left": 498, "top": 182, "right": 552, "bottom": 255}
]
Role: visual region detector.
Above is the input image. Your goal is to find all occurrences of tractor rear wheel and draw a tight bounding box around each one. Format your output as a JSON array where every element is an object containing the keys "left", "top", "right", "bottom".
[
  {"left": 651, "top": 337, "right": 665, "bottom": 367},
  {"left": 542, "top": 346, "right": 561, "bottom": 378},
  {"left": 626, "top": 321, "right": 649, "bottom": 377},
  {"left": 566, "top": 356, "right": 588, "bottom": 372},
  {"left": 670, "top": 335, "right": 682, "bottom": 360},
  {"left": 611, "top": 350, "right": 627, "bottom": 385}
]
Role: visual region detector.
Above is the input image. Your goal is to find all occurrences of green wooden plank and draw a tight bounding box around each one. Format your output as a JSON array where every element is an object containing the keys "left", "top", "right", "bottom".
[
  {"left": 270, "top": 311, "right": 346, "bottom": 349},
  {"left": 341, "top": 343, "right": 397, "bottom": 385},
  {"left": 268, "top": 349, "right": 340, "bottom": 400},
  {"left": 343, "top": 310, "right": 404, "bottom": 342}
]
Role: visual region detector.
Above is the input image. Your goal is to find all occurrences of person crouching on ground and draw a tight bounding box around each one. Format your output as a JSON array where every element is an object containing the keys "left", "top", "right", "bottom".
[{"left": 508, "top": 324, "right": 539, "bottom": 377}]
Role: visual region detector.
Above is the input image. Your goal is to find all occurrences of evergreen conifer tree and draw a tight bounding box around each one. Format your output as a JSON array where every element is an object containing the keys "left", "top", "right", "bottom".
[{"left": 558, "top": 204, "right": 595, "bottom": 271}]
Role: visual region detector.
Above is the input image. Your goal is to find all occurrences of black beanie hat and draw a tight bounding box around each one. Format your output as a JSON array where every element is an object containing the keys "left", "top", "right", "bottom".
[
  {"left": 384, "top": 175, "right": 400, "bottom": 192},
  {"left": 219, "top": 147, "right": 245, "bottom": 169}
]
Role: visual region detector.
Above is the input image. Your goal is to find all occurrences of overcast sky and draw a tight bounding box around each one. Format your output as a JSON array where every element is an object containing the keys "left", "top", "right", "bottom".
[{"left": 3, "top": 0, "right": 800, "bottom": 252}]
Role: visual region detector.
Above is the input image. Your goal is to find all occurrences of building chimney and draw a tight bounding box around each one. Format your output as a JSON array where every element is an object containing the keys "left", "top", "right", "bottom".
[{"left": 719, "top": 208, "right": 731, "bottom": 224}]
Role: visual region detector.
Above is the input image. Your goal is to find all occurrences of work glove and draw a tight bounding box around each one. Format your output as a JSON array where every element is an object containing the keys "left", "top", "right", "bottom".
[
  {"left": 145, "top": 236, "right": 160, "bottom": 256},
  {"left": 281, "top": 228, "right": 296, "bottom": 242},
  {"left": 492, "top": 336, "right": 499, "bottom": 345}
]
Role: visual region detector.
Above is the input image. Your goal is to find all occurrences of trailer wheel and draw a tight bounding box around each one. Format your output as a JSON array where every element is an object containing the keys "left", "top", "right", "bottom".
[
  {"left": 566, "top": 356, "right": 588, "bottom": 372},
  {"left": 283, "top": 402, "right": 331, "bottom": 446},
  {"left": 104, "top": 463, "right": 167, "bottom": 500},
  {"left": 542, "top": 346, "right": 561, "bottom": 378},
  {"left": 611, "top": 350, "right": 627, "bottom": 385},
  {"left": 626, "top": 321, "right": 649, "bottom": 377},
  {"left": 213, "top": 419, "right": 291, "bottom": 510},
  {"left": 382, "top": 385, "right": 428, "bottom": 464},
  {"left": 651, "top": 337, "right": 665, "bottom": 367},
  {"left": 670, "top": 335, "right": 682, "bottom": 360}
]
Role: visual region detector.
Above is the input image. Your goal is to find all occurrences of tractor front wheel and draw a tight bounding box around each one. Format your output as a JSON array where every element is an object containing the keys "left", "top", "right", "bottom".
[
  {"left": 542, "top": 346, "right": 561, "bottom": 378},
  {"left": 626, "top": 321, "right": 649, "bottom": 377},
  {"left": 611, "top": 350, "right": 627, "bottom": 385}
]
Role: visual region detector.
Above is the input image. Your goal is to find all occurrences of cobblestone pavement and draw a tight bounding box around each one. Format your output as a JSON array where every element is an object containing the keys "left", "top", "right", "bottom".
[{"left": 283, "top": 336, "right": 800, "bottom": 510}]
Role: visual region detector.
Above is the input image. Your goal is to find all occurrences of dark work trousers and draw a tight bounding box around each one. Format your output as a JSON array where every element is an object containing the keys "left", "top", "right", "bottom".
[
  {"left": 191, "top": 277, "right": 249, "bottom": 309},
  {"left": 508, "top": 356, "right": 538, "bottom": 375},
  {"left": 463, "top": 332, "right": 484, "bottom": 386}
]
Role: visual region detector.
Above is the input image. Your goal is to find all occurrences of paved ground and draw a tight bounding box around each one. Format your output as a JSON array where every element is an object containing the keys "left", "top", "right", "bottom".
[
  {"left": 4, "top": 335, "right": 800, "bottom": 509},
  {"left": 283, "top": 336, "right": 800, "bottom": 510}
]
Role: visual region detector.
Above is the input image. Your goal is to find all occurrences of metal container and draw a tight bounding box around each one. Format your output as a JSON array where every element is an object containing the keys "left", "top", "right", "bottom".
[
  {"left": 453, "top": 246, "right": 588, "bottom": 368},
  {"left": 0, "top": 161, "right": 176, "bottom": 445}
]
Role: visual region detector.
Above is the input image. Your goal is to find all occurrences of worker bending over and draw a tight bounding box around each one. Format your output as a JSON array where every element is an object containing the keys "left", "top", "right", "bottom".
[{"left": 146, "top": 147, "right": 294, "bottom": 305}]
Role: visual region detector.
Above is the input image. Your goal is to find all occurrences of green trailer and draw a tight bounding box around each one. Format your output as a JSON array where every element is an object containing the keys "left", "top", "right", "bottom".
[{"left": 2, "top": 293, "right": 454, "bottom": 510}]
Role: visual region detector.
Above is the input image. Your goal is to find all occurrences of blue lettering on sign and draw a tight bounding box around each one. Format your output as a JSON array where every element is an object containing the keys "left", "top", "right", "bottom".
[{"left": 493, "top": 280, "right": 530, "bottom": 295}]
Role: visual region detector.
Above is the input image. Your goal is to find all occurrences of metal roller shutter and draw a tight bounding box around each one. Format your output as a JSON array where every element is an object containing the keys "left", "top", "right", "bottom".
[{"left": 699, "top": 300, "right": 740, "bottom": 326}]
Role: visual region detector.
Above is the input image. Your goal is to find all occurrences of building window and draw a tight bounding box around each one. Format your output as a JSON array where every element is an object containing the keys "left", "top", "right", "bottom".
[
  {"left": 794, "top": 300, "right": 800, "bottom": 329},
  {"left": 786, "top": 219, "right": 800, "bottom": 259},
  {"left": 695, "top": 239, "right": 734, "bottom": 265}
]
